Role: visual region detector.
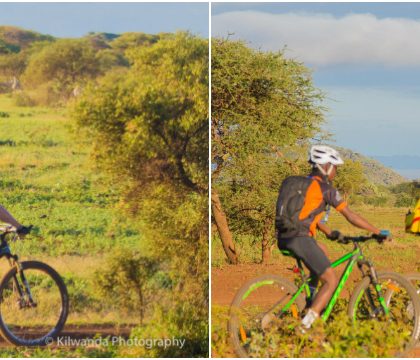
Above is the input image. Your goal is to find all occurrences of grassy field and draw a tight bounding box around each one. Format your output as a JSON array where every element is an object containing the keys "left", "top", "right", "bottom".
[
  {"left": 0, "top": 94, "right": 150, "bottom": 356},
  {"left": 212, "top": 196, "right": 420, "bottom": 357}
]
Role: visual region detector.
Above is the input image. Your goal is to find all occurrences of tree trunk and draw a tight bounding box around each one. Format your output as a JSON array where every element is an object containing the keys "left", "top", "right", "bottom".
[
  {"left": 211, "top": 189, "right": 238, "bottom": 264},
  {"left": 261, "top": 222, "right": 272, "bottom": 264},
  {"left": 136, "top": 284, "right": 144, "bottom": 325}
]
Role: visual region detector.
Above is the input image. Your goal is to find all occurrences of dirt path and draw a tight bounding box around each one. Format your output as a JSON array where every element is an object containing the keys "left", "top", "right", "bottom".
[{"left": 0, "top": 324, "right": 133, "bottom": 348}]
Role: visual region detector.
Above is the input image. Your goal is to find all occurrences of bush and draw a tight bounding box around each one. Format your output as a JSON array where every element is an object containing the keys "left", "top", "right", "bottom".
[
  {"left": 212, "top": 305, "right": 408, "bottom": 357},
  {"left": 93, "top": 248, "right": 159, "bottom": 324},
  {"left": 13, "top": 92, "right": 35, "bottom": 107},
  {"left": 0, "top": 111, "right": 9, "bottom": 117}
]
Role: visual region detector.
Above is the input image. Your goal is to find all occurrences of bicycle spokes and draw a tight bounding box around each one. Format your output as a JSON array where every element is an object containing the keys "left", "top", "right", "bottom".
[
  {"left": 352, "top": 274, "right": 418, "bottom": 353},
  {"left": 1, "top": 267, "right": 64, "bottom": 343}
]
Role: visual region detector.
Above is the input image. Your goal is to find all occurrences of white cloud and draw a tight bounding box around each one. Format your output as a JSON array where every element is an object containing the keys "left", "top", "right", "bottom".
[{"left": 212, "top": 11, "right": 420, "bottom": 66}]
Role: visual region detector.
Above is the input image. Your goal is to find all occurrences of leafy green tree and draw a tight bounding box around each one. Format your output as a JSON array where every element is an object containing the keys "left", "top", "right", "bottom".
[
  {"left": 212, "top": 38, "right": 325, "bottom": 263},
  {"left": 23, "top": 39, "right": 100, "bottom": 99},
  {"left": 0, "top": 52, "right": 26, "bottom": 78},
  {"left": 94, "top": 249, "right": 159, "bottom": 324},
  {"left": 111, "top": 32, "right": 163, "bottom": 53},
  {"left": 72, "top": 32, "right": 208, "bottom": 355},
  {"left": 333, "top": 159, "right": 368, "bottom": 201},
  {"left": 95, "top": 49, "right": 128, "bottom": 73}
]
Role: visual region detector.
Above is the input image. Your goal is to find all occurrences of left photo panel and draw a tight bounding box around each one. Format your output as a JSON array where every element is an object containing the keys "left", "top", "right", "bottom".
[{"left": 0, "top": 2, "right": 209, "bottom": 357}]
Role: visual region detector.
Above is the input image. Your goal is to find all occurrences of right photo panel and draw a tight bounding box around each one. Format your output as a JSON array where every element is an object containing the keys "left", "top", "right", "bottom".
[{"left": 211, "top": 3, "right": 420, "bottom": 357}]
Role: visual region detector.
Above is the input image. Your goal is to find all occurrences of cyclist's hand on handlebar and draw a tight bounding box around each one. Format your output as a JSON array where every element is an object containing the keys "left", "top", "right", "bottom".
[
  {"left": 16, "top": 225, "right": 33, "bottom": 238},
  {"left": 373, "top": 230, "right": 392, "bottom": 243},
  {"left": 328, "top": 230, "right": 345, "bottom": 242}
]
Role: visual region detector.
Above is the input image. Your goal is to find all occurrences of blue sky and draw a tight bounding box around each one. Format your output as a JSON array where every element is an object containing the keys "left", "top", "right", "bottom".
[
  {"left": 212, "top": 3, "right": 420, "bottom": 178},
  {"left": 0, "top": 3, "right": 209, "bottom": 38}
]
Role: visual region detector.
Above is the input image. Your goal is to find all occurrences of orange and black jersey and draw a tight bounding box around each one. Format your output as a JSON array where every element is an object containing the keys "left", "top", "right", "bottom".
[
  {"left": 300, "top": 176, "right": 347, "bottom": 237},
  {"left": 276, "top": 175, "right": 347, "bottom": 239}
]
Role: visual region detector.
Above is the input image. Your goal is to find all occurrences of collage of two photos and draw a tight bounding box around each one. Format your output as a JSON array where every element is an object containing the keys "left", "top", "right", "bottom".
[
  {"left": 0, "top": 1, "right": 419, "bottom": 358},
  {"left": 211, "top": 2, "right": 420, "bottom": 358}
]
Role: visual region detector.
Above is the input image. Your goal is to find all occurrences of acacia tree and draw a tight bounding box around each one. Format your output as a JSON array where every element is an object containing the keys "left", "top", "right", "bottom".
[
  {"left": 72, "top": 32, "right": 208, "bottom": 355},
  {"left": 23, "top": 39, "right": 100, "bottom": 99},
  {"left": 334, "top": 159, "right": 368, "bottom": 201},
  {"left": 212, "top": 39, "right": 325, "bottom": 263}
]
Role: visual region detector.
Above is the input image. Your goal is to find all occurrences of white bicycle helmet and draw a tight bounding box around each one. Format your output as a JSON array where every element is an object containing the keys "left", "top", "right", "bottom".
[{"left": 309, "top": 145, "right": 344, "bottom": 176}]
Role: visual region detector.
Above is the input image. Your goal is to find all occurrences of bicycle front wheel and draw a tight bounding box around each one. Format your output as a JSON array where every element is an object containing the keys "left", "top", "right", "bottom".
[
  {"left": 228, "top": 274, "right": 305, "bottom": 358},
  {"left": 0, "top": 260, "right": 69, "bottom": 346},
  {"left": 406, "top": 273, "right": 420, "bottom": 296},
  {"left": 349, "top": 271, "right": 420, "bottom": 355}
]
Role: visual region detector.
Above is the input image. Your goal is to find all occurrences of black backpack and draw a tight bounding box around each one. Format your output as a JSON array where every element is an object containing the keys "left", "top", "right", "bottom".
[{"left": 275, "top": 176, "right": 316, "bottom": 239}]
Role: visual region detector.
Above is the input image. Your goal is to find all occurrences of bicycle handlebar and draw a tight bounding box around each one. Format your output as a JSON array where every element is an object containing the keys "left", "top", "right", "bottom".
[{"left": 339, "top": 234, "right": 387, "bottom": 245}]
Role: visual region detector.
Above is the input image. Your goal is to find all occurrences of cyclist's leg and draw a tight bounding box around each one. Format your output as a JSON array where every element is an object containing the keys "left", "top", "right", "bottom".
[
  {"left": 311, "top": 267, "right": 337, "bottom": 314},
  {"left": 308, "top": 242, "right": 329, "bottom": 300},
  {"left": 282, "top": 237, "right": 337, "bottom": 326}
]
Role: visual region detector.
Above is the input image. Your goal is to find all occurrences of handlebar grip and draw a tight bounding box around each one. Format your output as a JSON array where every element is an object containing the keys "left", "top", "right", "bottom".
[{"left": 372, "top": 233, "right": 387, "bottom": 243}]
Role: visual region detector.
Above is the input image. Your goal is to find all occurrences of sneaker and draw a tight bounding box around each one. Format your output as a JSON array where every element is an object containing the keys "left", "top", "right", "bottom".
[{"left": 301, "top": 308, "right": 319, "bottom": 329}]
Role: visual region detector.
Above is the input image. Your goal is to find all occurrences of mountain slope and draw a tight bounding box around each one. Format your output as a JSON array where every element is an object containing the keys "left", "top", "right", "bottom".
[
  {"left": 338, "top": 147, "right": 407, "bottom": 186},
  {"left": 0, "top": 26, "right": 54, "bottom": 53}
]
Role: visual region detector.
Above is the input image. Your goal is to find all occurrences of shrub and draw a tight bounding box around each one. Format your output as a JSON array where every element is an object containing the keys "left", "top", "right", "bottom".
[
  {"left": 14, "top": 92, "right": 35, "bottom": 107},
  {"left": 93, "top": 248, "right": 159, "bottom": 324}
]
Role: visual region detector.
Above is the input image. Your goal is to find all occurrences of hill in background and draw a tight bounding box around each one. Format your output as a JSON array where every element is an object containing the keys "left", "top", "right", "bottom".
[
  {"left": 0, "top": 25, "right": 54, "bottom": 53},
  {"left": 338, "top": 147, "right": 407, "bottom": 186}
]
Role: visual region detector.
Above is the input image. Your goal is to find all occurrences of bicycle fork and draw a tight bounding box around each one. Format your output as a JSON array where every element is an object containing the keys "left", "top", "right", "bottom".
[
  {"left": 9, "top": 257, "right": 37, "bottom": 309},
  {"left": 358, "top": 260, "right": 389, "bottom": 317}
]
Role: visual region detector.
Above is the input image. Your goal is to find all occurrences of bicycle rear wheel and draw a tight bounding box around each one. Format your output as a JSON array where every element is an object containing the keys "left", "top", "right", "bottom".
[
  {"left": 349, "top": 272, "right": 420, "bottom": 355},
  {"left": 0, "top": 261, "right": 69, "bottom": 346},
  {"left": 228, "top": 274, "right": 305, "bottom": 358}
]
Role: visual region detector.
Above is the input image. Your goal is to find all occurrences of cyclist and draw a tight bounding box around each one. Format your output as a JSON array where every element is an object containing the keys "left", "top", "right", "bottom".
[
  {"left": 0, "top": 205, "right": 31, "bottom": 236},
  {"left": 275, "top": 145, "right": 390, "bottom": 330}
]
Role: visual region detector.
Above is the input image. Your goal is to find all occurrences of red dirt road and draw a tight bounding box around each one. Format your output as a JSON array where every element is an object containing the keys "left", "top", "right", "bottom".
[{"left": 0, "top": 324, "right": 133, "bottom": 348}]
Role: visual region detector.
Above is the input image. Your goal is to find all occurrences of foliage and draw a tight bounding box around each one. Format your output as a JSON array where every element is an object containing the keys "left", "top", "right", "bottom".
[
  {"left": 13, "top": 91, "right": 36, "bottom": 107},
  {"left": 0, "top": 38, "right": 19, "bottom": 54},
  {"left": 72, "top": 32, "right": 208, "bottom": 194},
  {"left": 111, "top": 32, "right": 163, "bottom": 52},
  {"left": 0, "top": 52, "right": 27, "bottom": 77},
  {"left": 94, "top": 248, "right": 159, "bottom": 324},
  {"left": 0, "top": 25, "right": 54, "bottom": 51},
  {"left": 23, "top": 39, "right": 100, "bottom": 102},
  {"left": 96, "top": 48, "right": 128, "bottom": 73},
  {"left": 391, "top": 181, "right": 420, "bottom": 207},
  {"left": 212, "top": 304, "right": 409, "bottom": 358},
  {"left": 212, "top": 38, "right": 326, "bottom": 260},
  {"left": 333, "top": 159, "right": 368, "bottom": 200},
  {"left": 72, "top": 32, "right": 209, "bottom": 356}
]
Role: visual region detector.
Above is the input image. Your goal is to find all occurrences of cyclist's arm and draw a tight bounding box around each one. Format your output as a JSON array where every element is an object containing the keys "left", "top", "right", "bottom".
[
  {"left": 317, "top": 222, "right": 332, "bottom": 237},
  {"left": 340, "top": 206, "right": 380, "bottom": 235},
  {"left": 0, "top": 205, "right": 22, "bottom": 229}
]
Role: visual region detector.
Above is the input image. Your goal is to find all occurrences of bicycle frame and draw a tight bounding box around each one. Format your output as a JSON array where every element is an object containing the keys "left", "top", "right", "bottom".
[{"left": 281, "top": 244, "right": 389, "bottom": 321}]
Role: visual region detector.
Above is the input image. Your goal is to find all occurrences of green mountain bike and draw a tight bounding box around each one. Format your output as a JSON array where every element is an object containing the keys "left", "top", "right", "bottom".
[
  {"left": 228, "top": 235, "right": 420, "bottom": 357},
  {"left": 0, "top": 225, "right": 69, "bottom": 346}
]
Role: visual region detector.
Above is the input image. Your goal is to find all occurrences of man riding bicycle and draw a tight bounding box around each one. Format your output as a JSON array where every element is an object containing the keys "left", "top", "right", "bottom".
[{"left": 275, "top": 145, "right": 390, "bottom": 330}]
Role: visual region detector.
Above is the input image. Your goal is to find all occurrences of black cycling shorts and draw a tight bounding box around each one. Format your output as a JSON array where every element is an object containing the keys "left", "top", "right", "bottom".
[{"left": 278, "top": 236, "right": 331, "bottom": 276}]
